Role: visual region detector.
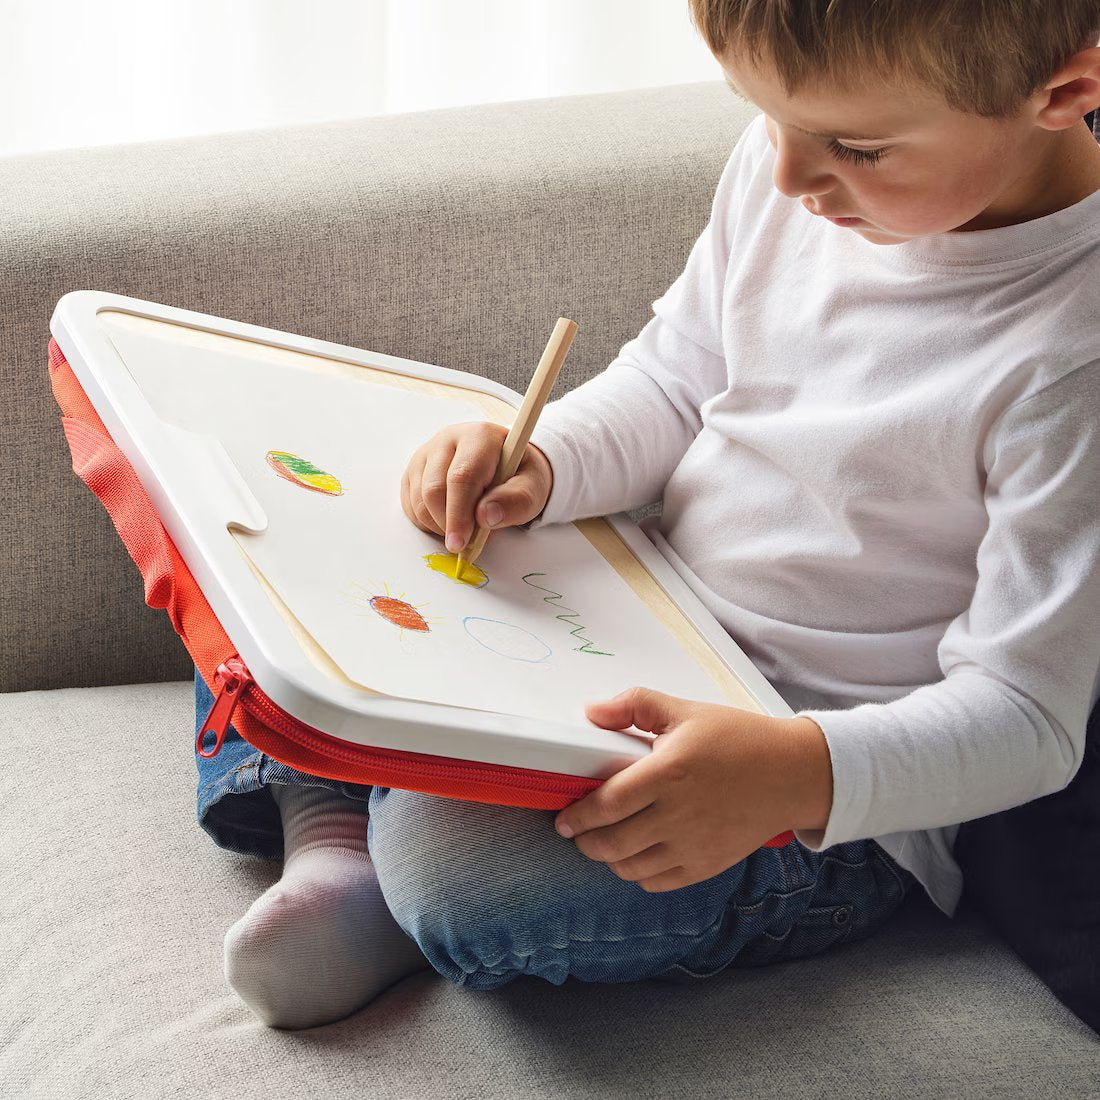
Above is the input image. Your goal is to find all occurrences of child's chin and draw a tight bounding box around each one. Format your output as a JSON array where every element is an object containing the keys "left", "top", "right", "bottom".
[{"left": 852, "top": 224, "right": 920, "bottom": 246}]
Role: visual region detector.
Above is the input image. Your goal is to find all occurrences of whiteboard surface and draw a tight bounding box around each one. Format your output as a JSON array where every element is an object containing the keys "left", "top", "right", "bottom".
[{"left": 102, "top": 317, "right": 729, "bottom": 725}]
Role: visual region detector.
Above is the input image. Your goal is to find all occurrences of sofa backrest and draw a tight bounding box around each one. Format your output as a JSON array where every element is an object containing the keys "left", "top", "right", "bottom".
[{"left": 1, "top": 83, "right": 755, "bottom": 691}]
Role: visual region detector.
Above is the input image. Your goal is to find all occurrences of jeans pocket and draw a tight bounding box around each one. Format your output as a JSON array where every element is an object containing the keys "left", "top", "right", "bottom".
[
  {"left": 767, "top": 902, "right": 858, "bottom": 961},
  {"left": 736, "top": 843, "right": 912, "bottom": 968},
  {"left": 730, "top": 901, "right": 852, "bottom": 968}
]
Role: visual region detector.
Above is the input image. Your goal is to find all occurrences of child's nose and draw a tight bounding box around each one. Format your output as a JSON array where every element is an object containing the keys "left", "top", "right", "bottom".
[{"left": 770, "top": 129, "right": 834, "bottom": 201}]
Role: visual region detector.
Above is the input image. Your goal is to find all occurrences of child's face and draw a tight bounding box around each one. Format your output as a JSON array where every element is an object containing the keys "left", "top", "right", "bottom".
[{"left": 721, "top": 53, "right": 1047, "bottom": 245}]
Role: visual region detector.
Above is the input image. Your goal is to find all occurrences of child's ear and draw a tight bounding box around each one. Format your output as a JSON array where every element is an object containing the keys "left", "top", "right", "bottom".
[{"left": 1035, "top": 45, "right": 1100, "bottom": 131}]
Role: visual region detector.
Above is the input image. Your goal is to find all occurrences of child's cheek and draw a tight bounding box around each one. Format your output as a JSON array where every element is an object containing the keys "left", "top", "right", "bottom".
[{"left": 848, "top": 176, "right": 955, "bottom": 239}]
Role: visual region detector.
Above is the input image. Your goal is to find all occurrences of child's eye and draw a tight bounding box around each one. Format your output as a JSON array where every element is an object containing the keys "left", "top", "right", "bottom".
[{"left": 827, "top": 140, "right": 888, "bottom": 167}]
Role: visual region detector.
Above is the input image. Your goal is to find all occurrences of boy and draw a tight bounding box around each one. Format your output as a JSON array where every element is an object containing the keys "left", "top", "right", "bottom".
[{"left": 209, "top": 1, "right": 1100, "bottom": 1028}]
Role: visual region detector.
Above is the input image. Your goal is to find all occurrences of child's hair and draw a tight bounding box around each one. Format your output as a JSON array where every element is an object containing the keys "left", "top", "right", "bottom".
[{"left": 688, "top": 0, "right": 1100, "bottom": 117}]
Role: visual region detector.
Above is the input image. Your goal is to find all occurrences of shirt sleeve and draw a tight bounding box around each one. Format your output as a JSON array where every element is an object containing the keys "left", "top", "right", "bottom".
[
  {"left": 794, "top": 363, "right": 1100, "bottom": 850},
  {"left": 529, "top": 117, "right": 768, "bottom": 526}
]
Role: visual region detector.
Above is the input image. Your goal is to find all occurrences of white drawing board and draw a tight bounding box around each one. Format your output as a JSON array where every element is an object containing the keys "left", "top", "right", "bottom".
[{"left": 50, "top": 292, "right": 792, "bottom": 778}]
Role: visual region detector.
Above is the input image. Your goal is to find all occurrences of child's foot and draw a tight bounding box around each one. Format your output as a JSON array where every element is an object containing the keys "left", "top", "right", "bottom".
[{"left": 223, "top": 783, "right": 430, "bottom": 1029}]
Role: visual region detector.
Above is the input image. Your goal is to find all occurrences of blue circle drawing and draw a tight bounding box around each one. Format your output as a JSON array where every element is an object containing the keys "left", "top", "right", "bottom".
[{"left": 462, "top": 617, "right": 552, "bottom": 663}]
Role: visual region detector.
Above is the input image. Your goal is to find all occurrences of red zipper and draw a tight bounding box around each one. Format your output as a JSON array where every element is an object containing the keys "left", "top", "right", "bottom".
[
  {"left": 196, "top": 656, "right": 795, "bottom": 843},
  {"left": 195, "top": 656, "right": 595, "bottom": 796},
  {"left": 196, "top": 657, "right": 251, "bottom": 758}
]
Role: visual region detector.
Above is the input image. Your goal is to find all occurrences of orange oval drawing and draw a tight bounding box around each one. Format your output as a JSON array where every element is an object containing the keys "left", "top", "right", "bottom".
[{"left": 370, "top": 595, "right": 430, "bottom": 632}]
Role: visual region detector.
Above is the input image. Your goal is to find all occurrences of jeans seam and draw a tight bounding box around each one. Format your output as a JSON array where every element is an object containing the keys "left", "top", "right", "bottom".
[
  {"left": 459, "top": 879, "right": 823, "bottom": 958},
  {"left": 466, "top": 930, "right": 718, "bottom": 975},
  {"left": 197, "top": 778, "right": 232, "bottom": 802},
  {"left": 467, "top": 854, "right": 876, "bottom": 957},
  {"left": 726, "top": 879, "right": 816, "bottom": 917},
  {"left": 869, "top": 844, "right": 910, "bottom": 896}
]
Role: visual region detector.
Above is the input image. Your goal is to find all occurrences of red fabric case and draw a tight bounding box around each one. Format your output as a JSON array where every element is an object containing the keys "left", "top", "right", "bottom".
[{"left": 48, "top": 336, "right": 793, "bottom": 841}]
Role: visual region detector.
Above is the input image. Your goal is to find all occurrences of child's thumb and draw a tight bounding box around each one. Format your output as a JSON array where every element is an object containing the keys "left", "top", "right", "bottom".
[
  {"left": 476, "top": 476, "right": 546, "bottom": 530},
  {"left": 586, "top": 688, "right": 676, "bottom": 734}
]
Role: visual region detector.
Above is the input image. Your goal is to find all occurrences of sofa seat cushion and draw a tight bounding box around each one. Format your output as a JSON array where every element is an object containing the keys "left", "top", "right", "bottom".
[{"left": 3, "top": 681, "right": 1098, "bottom": 1097}]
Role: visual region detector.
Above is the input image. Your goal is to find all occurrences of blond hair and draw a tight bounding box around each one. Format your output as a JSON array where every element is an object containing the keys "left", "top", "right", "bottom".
[{"left": 688, "top": 0, "right": 1100, "bottom": 116}]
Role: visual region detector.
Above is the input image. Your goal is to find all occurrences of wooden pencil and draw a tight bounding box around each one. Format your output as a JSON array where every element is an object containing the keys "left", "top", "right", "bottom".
[{"left": 455, "top": 316, "right": 578, "bottom": 578}]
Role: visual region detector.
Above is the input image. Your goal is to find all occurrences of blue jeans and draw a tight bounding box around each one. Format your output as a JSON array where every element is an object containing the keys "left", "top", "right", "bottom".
[{"left": 195, "top": 668, "right": 916, "bottom": 988}]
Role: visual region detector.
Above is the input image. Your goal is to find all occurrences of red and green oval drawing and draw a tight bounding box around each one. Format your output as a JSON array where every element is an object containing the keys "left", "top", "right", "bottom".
[{"left": 265, "top": 451, "right": 345, "bottom": 496}]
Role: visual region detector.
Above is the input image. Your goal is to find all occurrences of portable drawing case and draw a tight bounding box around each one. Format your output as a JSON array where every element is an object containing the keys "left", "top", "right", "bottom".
[{"left": 48, "top": 291, "right": 794, "bottom": 846}]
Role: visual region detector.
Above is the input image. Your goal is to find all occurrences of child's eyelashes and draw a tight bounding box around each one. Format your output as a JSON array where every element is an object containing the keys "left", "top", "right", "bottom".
[{"left": 827, "top": 140, "right": 888, "bottom": 167}]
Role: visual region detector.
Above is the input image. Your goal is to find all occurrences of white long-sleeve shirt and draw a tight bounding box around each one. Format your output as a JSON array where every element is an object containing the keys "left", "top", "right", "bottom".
[{"left": 530, "top": 115, "right": 1100, "bottom": 916}]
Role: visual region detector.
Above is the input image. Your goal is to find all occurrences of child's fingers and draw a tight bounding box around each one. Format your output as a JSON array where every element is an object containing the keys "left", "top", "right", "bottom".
[
  {"left": 555, "top": 752, "right": 664, "bottom": 839},
  {"left": 475, "top": 475, "right": 545, "bottom": 530},
  {"left": 400, "top": 423, "right": 543, "bottom": 545},
  {"left": 399, "top": 468, "right": 415, "bottom": 526},
  {"left": 445, "top": 435, "right": 502, "bottom": 553},
  {"left": 474, "top": 445, "right": 553, "bottom": 530},
  {"left": 401, "top": 455, "right": 442, "bottom": 535},
  {"left": 419, "top": 442, "right": 458, "bottom": 536},
  {"left": 586, "top": 688, "right": 679, "bottom": 735}
]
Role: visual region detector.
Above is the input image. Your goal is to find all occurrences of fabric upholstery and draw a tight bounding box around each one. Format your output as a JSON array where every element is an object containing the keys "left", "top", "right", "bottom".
[
  {"left": 3, "top": 680, "right": 1098, "bottom": 1097},
  {"left": 0, "top": 82, "right": 753, "bottom": 693}
]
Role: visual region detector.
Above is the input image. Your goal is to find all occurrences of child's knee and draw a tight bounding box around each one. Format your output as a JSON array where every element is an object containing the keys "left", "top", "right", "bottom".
[
  {"left": 365, "top": 788, "right": 587, "bottom": 955},
  {"left": 368, "top": 787, "right": 560, "bottom": 874}
]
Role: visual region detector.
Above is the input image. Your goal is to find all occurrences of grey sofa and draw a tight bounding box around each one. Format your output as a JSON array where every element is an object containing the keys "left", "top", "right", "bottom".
[{"left": 3, "top": 83, "right": 1097, "bottom": 1099}]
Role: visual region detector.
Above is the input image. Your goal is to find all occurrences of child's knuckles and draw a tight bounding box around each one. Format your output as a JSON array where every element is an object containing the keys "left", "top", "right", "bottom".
[
  {"left": 657, "top": 753, "right": 691, "bottom": 785},
  {"left": 499, "top": 483, "right": 538, "bottom": 519},
  {"left": 459, "top": 423, "right": 499, "bottom": 453},
  {"left": 447, "top": 462, "right": 480, "bottom": 489},
  {"left": 421, "top": 477, "right": 448, "bottom": 509},
  {"left": 614, "top": 686, "right": 651, "bottom": 720},
  {"left": 479, "top": 420, "right": 507, "bottom": 439},
  {"left": 413, "top": 499, "right": 440, "bottom": 533},
  {"left": 577, "top": 832, "right": 615, "bottom": 862},
  {"left": 607, "top": 860, "right": 639, "bottom": 882}
]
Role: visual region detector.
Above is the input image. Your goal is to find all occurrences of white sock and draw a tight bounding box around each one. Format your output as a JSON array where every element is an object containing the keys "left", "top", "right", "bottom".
[{"left": 223, "top": 783, "right": 430, "bottom": 1029}]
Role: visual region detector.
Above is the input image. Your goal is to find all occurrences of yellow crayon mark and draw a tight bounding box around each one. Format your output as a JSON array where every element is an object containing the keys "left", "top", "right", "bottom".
[{"left": 423, "top": 552, "right": 488, "bottom": 588}]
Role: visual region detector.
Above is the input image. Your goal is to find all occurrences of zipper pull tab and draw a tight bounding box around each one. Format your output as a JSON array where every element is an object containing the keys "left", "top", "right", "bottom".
[{"left": 196, "top": 658, "right": 252, "bottom": 758}]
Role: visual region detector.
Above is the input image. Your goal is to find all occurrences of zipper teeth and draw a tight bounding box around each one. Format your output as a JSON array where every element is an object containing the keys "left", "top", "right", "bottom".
[{"left": 238, "top": 683, "right": 593, "bottom": 795}]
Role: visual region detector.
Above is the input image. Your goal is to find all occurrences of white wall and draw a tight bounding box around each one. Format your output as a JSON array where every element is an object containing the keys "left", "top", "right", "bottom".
[{"left": 2, "top": 0, "right": 723, "bottom": 156}]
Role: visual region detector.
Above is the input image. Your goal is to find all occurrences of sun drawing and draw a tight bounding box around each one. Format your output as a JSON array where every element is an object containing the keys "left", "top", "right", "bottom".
[
  {"left": 370, "top": 594, "right": 430, "bottom": 632},
  {"left": 345, "top": 579, "right": 435, "bottom": 634}
]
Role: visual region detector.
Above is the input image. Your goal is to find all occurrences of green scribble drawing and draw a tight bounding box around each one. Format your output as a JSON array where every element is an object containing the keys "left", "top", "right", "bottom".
[{"left": 521, "top": 572, "right": 614, "bottom": 656}]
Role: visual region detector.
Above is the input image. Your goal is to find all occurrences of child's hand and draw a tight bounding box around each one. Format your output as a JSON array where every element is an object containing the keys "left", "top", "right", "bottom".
[
  {"left": 554, "top": 689, "right": 833, "bottom": 893},
  {"left": 400, "top": 422, "right": 554, "bottom": 553}
]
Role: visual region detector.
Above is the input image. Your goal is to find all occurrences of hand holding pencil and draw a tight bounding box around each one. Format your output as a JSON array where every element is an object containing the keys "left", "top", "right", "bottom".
[{"left": 399, "top": 318, "right": 578, "bottom": 564}]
